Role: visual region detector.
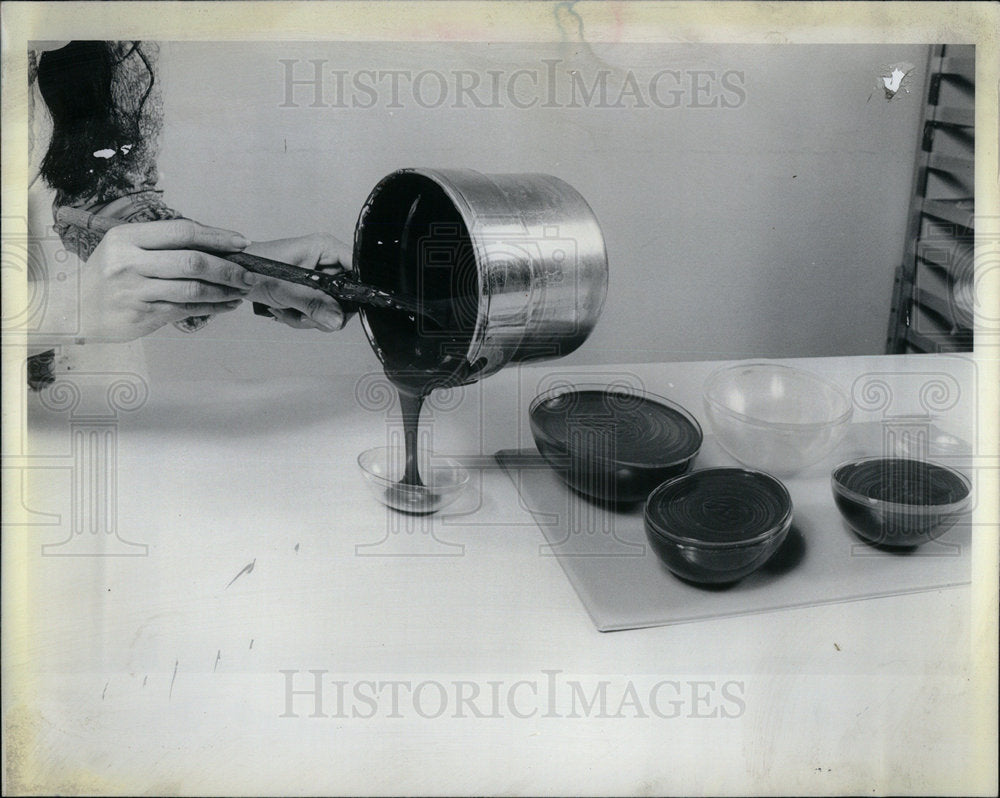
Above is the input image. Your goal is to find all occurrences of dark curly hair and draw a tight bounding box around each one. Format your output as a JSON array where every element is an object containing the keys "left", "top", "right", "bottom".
[{"left": 37, "top": 41, "right": 158, "bottom": 203}]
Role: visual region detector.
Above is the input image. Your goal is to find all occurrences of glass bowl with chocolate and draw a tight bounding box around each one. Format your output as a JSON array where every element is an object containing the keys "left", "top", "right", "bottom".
[
  {"left": 529, "top": 384, "right": 703, "bottom": 505},
  {"left": 358, "top": 446, "right": 470, "bottom": 515},
  {"left": 831, "top": 456, "right": 971, "bottom": 547},
  {"left": 644, "top": 467, "right": 793, "bottom": 585}
]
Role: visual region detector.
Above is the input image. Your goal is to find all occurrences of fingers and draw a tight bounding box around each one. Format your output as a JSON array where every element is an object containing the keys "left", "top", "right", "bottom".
[
  {"left": 264, "top": 308, "right": 321, "bottom": 330},
  {"left": 290, "top": 294, "right": 345, "bottom": 331},
  {"left": 134, "top": 249, "right": 259, "bottom": 289},
  {"left": 148, "top": 299, "right": 244, "bottom": 322},
  {"left": 149, "top": 299, "right": 243, "bottom": 324},
  {"left": 245, "top": 233, "right": 353, "bottom": 271},
  {"left": 110, "top": 218, "right": 250, "bottom": 253},
  {"left": 252, "top": 281, "right": 345, "bottom": 331},
  {"left": 314, "top": 236, "right": 354, "bottom": 271},
  {"left": 137, "top": 279, "right": 249, "bottom": 305}
]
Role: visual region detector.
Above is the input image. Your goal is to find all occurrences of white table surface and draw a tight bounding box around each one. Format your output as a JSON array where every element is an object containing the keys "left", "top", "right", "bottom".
[{"left": 4, "top": 352, "right": 996, "bottom": 795}]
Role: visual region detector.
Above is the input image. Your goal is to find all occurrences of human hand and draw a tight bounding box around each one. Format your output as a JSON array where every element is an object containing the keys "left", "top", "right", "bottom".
[
  {"left": 77, "top": 219, "right": 255, "bottom": 343},
  {"left": 243, "top": 233, "right": 353, "bottom": 332}
]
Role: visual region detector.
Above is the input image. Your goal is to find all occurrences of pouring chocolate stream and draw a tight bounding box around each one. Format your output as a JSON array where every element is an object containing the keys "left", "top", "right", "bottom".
[{"left": 370, "top": 191, "right": 481, "bottom": 512}]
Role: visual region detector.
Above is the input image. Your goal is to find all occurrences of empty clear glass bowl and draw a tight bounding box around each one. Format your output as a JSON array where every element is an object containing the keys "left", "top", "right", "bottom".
[
  {"left": 703, "top": 363, "right": 853, "bottom": 475},
  {"left": 358, "top": 446, "right": 470, "bottom": 515}
]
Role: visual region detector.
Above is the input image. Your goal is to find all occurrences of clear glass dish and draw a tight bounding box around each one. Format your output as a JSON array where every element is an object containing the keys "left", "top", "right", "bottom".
[
  {"left": 703, "top": 362, "right": 853, "bottom": 475},
  {"left": 358, "top": 446, "right": 470, "bottom": 515}
]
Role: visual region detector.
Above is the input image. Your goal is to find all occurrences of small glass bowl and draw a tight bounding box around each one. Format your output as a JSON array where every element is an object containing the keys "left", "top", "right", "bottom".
[
  {"left": 644, "top": 468, "right": 793, "bottom": 585},
  {"left": 887, "top": 416, "right": 971, "bottom": 460},
  {"left": 703, "top": 362, "right": 853, "bottom": 475},
  {"left": 831, "top": 456, "right": 972, "bottom": 547},
  {"left": 358, "top": 446, "right": 470, "bottom": 515}
]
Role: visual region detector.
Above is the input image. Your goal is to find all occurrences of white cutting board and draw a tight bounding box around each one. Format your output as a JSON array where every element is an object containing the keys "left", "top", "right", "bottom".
[{"left": 496, "top": 422, "right": 974, "bottom": 631}]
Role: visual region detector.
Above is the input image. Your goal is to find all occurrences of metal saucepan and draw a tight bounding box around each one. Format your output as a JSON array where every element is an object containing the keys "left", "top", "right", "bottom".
[{"left": 354, "top": 168, "right": 608, "bottom": 386}]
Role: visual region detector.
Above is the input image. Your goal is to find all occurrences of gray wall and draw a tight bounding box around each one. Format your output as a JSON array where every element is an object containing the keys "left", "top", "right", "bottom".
[{"left": 148, "top": 42, "right": 929, "bottom": 380}]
